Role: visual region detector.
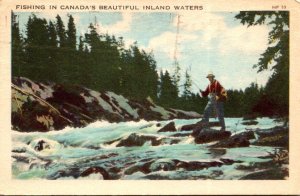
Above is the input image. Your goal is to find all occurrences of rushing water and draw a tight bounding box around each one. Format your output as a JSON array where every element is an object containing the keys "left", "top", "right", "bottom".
[{"left": 11, "top": 117, "right": 284, "bottom": 180}]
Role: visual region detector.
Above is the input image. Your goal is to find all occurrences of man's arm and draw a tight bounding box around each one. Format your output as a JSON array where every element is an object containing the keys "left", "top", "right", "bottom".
[{"left": 200, "top": 85, "right": 209, "bottom": 97}]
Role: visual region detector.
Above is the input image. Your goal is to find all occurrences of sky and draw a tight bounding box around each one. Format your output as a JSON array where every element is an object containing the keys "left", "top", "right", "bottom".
[{"left": 16, "top": 11, "right": 273, "bottom": 93}]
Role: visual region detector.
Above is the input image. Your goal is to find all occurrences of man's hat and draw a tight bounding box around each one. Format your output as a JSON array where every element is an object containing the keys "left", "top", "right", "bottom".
[{"left": 206, "top": 71, "right": 215, "bottom": 78}]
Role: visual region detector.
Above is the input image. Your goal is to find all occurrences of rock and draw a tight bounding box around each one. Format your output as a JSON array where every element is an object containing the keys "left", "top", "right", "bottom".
[
  {"left": 157, "top": 121, "right": 176, "bottom": 132},
  {"left": 210, "top": 131, "right": 255, "bottom": 148},
  {"left": 241, "top": 120, "right": 258, "bottom": 125},
  {"left": 255, "top": 126, "right": 288, "bottom": 138},
  {"left": 116, "top": 133, "right": 161, "bottom": 147},
  {"left": 194, "top": 129, "right": 231, "bottom": 144},
  {"left": 220, "top": 158, "right": 243, "bottom": 165},
  {"left": 12, "top": 155, "right": 30, "bottom": 163},
  {"left": 171, "top": 132, "right": 191, "bottom": 137},
  {"left": 176, "top": 160, "right": 223, "bottom": 171},
  {"left": 124, "top": 159, "right": 224, "bottom": 176},
  {"left": 181, "top": 121, "right": 220, "bottom": 132},
  {"left": 34, "top": 140, "right": 49, "bottom": 151},
  {"left": 12, "top": 77, "right": 201, "bottom": 132},
  {"left": 180, "top": 123, "right": 198, "bottom": 131},
  {"left": 171, "top": 109, "right": 202, "bottom": 119},
  {"left": 149, "top": 159, "right": 176, "bottom": 172},
  {"left": 29, "top": 138, "right": 61, "bottom": 152},
  {"left": 80, "top": 166, "right": 109, "bottom": 180},
  {"left": 253, "top": 126, "right": 289, "bottom": 147},
  {"left": 159, "top": 138, "right": 182, "bottom": 145},
  {"left": 124, "top": 160, "right": 154, "bottom": 175},
  {"left": 190, "top": 121, "right": 224, "bottom": 137},
  {"left": 47, "top": 167, "right": 81, "bottom": 180},
  {"left": 253, "top": 135, "right": 288, "bottom": 147},
  {"left": 240, "top": 168, "right": 287, "bottom": 180}
]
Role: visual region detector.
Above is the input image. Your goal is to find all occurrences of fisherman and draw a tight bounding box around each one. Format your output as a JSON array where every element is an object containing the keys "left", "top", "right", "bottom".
[{"left": 200, "top": 71, "right": 227, "bottom": 131}]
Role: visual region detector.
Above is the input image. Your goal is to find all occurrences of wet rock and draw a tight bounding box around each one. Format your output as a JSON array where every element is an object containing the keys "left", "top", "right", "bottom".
[
  {"left": 240, "top": 168, "right": 287, "bottom": 180},
  {"left": 176, "top": 160, "right": 223, "bottom": 170},
  {"left": 47, "top": 167, "right": 81, "bottom": 180},
  {"left": 180, "top": 123, "right": 198, "bottom": 131},
  {"left": 157, "top": 121, "right": 176, "bottom": 132},
  {"left": 149, "top": 159, "right": 176, "bottom": 172},
  {"left": 241, "top": 120, "right": 258, "bottom": 125},
  {"left": 253, "top": 135, "right": 288, "bottom": 147},
  {"left": 255, "top": 126, "right": 288, "bottom": 138},
  {"left": 171, "top": 132, "right": 191, "bottom": 137},
  {"left": 116, "top": 133, "right": 161, "bottom": 147},
  {"left": 194, "top": 129, "right": 231, "bottom": 144},
  {"left": 12, "top": 155, "right": 30, "bottom": 164},
  {"left": 191, "top": 122, "right": 206, "bottom": 137},
  {"left": 253, "top": 126, "right": 289, "bottom": 147},
  {"left": 220, "top": 158, "right": 243, "bottom": 165},
  {"left": 80, "top": 166, "right": 109, "bottom": 180},
  {"left": 160, "top": 138, "right": 182, "bottom": 145},
  {"left": 12, "top": 148, "right": 26, "bottom": 153},
  {"left": 238, "top": 131, "right": 256, "bottom": 140},
  {"left": 172, "top": 109, "right": 202, "bottom": 119},
  {"left": 182, "top": 121, "right": 220, "bottom": 132},
  {"left": 12, "top": 77, "right": 200, "bottom": 132},
  {"left": 124, "top": 159, "right": 225, "bottom": 176},
  {"left": 124, "top": 161, "right": 154, "bottom": 175},
  {"left": 29, "top": 138, "right": 61, "bottom": 152},
  {"left": 210, "top": 131, "right": 255, "bottom": 148},
  {"left": 34, "top": 140, "right": 49, "bottom": 151}
]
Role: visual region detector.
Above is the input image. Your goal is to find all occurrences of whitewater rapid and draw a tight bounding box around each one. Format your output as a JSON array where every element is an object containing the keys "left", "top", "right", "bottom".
[{"left": 11, "top": 117, "right": 284, "bottom": 180}]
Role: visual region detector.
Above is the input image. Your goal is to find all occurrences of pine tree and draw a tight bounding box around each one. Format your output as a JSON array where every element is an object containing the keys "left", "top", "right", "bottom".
[
  {"left": 66, "top": 15, "right": 76, "bottom": 50},
  {"left": 183, "top": 69, "right": 193, "bottom": 100},
  {"left": 11, "top": 12, "right": 24, "bottom": 77},
  {"left": 24, "top": 14, "right": 50, "bottom": 81},
  {"left": 47, "top": 20, "right": 58, "bottom": 81},
  {"left": 78, "top": 35, "right": 84, "bottom": 52},
  {"left": 159, "top": 71, "right": 179, "bottom": 108},
  {"left": 56, "top": 15, "right": 66, "bottom": 48},
  {"left": 235, "top": 11, "right": 289, "bottom": 116}
]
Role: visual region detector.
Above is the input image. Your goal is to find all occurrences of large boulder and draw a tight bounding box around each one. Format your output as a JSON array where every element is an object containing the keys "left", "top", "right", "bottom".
[
  {"left": 80, "top": 166, "right": 110, "bottom": 180},
  {"left": 194, "top": 129, "right": 231, "bottom": 144},
  {"left": 149, "top": 159, "right": 177, "bottom": 172},
  {"left": 251, "top": 126, "right": 288, "bottom": 147},
  {"left": 240, "top": 168, "right": 287, "bottom": 180},
  {"left": 181, "top": 121, "right": 220, "bottom": 132},
  {"left": 12, "top": 77, "right": 201, "bottom": 132},
  {"left": 116, "top": 133, "right": 161, "bottom": 147},
  {"left": 124, "top": 158, "right": 226, "bottom": 176},
  {"left": 157, "top": 121, "right": 176, "bottom": 132},
  {"left": 210, "top": 131, "right": 255, "bottom": 148}
]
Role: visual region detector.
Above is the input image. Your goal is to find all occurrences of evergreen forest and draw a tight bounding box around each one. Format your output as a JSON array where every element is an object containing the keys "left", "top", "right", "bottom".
[{"left": 11, "top": 11, "right": 289, "bottom": 117}]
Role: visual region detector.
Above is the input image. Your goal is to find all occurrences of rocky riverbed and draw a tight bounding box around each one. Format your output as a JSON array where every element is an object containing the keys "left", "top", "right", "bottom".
[{"left": 12, "top": 117, "right": 289, "bottom": 180}]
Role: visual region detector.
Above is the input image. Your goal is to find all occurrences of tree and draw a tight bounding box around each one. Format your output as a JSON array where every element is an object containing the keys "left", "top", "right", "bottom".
[
  {"left": 159, "top": 71, "right": 179, "bottom": 108},
  {"left": 56, "top": 15, "right": 66, "bottom": 48},
  {"left": 235, "top": 11, "right": 289, "bottom": 116},
  {"left": 24, "top": 14, "right": 50, "bottom": 81},
  {"left": 11, "top": 12, "right": 24, "bottom": 77},
  {"left": 66, "top": 15, "right": 77, "bottom": 50},
  {"left": 47, "top": 20, "right": 58, "bottom": 81},
  {"left": 182, "top": 69, "right": 193, "bottom": 100}
]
